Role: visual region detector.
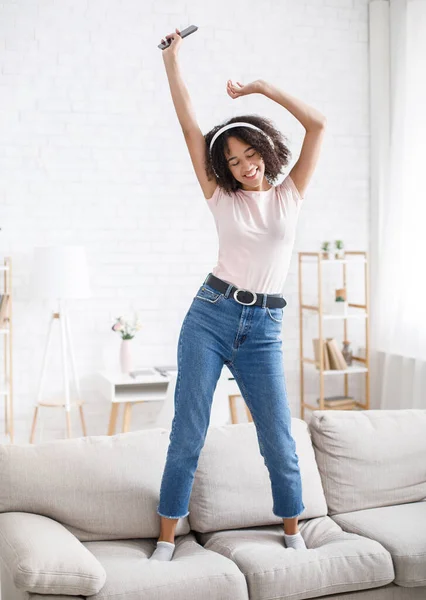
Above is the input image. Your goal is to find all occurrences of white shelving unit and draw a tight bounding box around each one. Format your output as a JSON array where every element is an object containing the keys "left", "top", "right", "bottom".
[{"left": 298, "top": 251, "right": 370, "bottom": 418}]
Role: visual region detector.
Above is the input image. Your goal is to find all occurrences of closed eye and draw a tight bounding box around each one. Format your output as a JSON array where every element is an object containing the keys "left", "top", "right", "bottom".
[{"left": 230, "top": 152, "right": 256, "bottom": 167}]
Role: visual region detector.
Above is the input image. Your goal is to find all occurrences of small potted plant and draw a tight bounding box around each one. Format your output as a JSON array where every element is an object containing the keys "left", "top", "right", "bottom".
[
  {"left": 321, "top": 241, "right": 332, "bottom": 260},
  {"left": 335, "top": 239, "right": 345, "bottom": 260},
  {"left": 112, "top": 313, "right": 142, "bottom": 374}
]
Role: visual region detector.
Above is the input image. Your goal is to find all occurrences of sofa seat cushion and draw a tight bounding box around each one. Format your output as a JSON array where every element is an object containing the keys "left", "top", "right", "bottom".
[
  {"left": 27, "top": 585, "right": 426, "bottom": 600},
  {"left": 197, "top": 516, "right": 394, "bottom": 600},
  {"left": 332, "top": 502, "right": 426, "bottom": 588},
  {"left": 81, "top": 532, "right": 248, "bottom": 600},
  {"left": 189, "top": 420, "right": 327, "bottom": 533}
]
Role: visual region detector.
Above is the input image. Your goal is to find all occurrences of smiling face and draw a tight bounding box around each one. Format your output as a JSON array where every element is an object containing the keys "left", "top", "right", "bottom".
[{"left": 224, "top": 136, "right": 271, "bottom": 191}]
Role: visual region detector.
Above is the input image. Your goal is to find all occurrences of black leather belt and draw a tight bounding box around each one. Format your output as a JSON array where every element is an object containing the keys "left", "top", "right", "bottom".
[{"left": 204, "top": 273, "right": 287, "bottom": 308}]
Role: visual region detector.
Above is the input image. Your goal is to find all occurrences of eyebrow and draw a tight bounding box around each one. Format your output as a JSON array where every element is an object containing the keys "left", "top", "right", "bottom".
[{"left": 226, "top": 146, "right": 254, "bottom": 163}]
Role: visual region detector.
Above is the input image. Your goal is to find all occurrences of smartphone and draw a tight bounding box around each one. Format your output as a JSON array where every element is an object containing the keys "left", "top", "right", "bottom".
[{"left": 158, "top": 25, "right": 198, "bottom": 50}]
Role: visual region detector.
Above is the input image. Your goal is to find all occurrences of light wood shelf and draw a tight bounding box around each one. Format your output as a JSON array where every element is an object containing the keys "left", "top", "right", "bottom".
[{"left": 298, "top": 251, "right": 370, "bottom": 419}]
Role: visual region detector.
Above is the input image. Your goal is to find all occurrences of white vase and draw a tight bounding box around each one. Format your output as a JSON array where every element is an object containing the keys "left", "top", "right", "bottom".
[{"left": 120, "top": 339, "right": 134, "bottom": 374}]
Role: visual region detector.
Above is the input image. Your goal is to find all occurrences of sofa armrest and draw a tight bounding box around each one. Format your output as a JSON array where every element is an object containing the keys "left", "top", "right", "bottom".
[{"left": 0, "top": 512, "right": 106, "bottom": 596}]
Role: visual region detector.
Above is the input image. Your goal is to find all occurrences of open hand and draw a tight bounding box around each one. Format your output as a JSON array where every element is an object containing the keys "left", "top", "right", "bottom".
[{"left": 226, "top": 79, "right": 263, "bottom": 99}]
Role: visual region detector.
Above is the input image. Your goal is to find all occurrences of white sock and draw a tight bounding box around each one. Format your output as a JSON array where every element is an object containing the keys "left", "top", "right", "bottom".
[
  {"left": 149, "top": 540, "right": 175, "bottom": 561},
  {"left": 284, "top": 531, "right": 307, "bottom": 550}
]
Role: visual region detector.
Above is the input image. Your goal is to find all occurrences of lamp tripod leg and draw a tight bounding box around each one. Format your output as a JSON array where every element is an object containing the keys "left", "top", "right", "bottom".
[
  {"left": 64, "top": 309, "right": 86, "bottom": 436},
  {"left": 59, "top": 300, "right": 72, "bottom": 438},
  {"left": 30, "top": 313, "right": 56, "bottom": 443}
]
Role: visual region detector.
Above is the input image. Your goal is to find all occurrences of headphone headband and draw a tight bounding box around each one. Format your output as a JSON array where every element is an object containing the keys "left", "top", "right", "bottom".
[{"left": 209, "top": 122, "right": 274, "bottom": 152}]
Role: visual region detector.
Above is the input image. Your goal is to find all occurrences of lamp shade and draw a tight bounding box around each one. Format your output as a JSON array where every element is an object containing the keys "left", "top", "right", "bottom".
[{"left": 30, "top": 245, "right": 92, "bottom": 300}]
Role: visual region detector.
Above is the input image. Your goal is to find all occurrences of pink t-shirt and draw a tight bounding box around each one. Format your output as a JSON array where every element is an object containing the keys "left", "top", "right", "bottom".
[{"left": 205, "top": 174, "right": 303, "bottom": 294}]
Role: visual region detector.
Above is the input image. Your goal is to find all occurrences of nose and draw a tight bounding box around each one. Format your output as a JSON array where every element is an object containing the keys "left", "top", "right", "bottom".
[{"left": 242, "top": 159, "right": 255, "bottom": 171}]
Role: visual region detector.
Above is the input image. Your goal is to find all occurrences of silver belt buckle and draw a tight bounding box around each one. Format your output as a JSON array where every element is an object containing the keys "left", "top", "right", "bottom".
[{"left": 233, "top": 288, "right": 257, "bottom": 306}]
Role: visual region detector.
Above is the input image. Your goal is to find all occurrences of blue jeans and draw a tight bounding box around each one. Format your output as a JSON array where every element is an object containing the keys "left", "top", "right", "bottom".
[{"left": 157, "top": 274, "right": 305, "bottom": 520}]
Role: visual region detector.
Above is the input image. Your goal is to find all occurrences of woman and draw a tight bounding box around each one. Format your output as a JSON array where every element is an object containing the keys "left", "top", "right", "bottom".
[{"left": 150, "top": 28, "right": 326, "bottom": 561}]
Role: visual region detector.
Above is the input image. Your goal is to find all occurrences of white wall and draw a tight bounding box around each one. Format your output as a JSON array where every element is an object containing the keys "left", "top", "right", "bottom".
[{"left": 0, "top": 0, "right": 370, "bottom": 440}]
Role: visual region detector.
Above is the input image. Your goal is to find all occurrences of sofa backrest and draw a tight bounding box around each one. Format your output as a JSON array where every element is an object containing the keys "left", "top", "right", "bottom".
[
  {"left": 0, "top": 429, "right": 190, "bottom": 541},
  {"left": 309, "top": 409, "right": 426, "bottom": 515},
  {"left": 188, "top": 419, "right": 328, "bottom": 533}
]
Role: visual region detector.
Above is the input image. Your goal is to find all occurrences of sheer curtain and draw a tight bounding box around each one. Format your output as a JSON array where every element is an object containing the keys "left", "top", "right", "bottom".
[{"left": 370, "top": 0, "right": 426, "bottom": 409}]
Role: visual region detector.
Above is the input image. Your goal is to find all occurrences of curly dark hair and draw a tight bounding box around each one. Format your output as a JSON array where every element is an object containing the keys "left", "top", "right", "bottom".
[{"left": 203, "top": 114, "right": 292, "bottom": 194}]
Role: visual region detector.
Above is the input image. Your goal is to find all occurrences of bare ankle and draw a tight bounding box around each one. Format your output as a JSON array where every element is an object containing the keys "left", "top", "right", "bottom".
[
  {"left": 158, "top": 515, "right": 179, "bottom": 544},
  {"left": 283, "top": 517, "right": 299, "bottom": 536}
]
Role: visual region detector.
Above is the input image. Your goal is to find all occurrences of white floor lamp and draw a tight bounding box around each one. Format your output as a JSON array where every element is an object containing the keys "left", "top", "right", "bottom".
[{"left": 29, "top": 246, "right": 92, "bottom": 443}]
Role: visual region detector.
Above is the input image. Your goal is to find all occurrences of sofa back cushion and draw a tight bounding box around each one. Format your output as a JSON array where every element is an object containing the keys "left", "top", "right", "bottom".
[
  {"left": 188, "top": 419, "right": 327, "bottom": 533},
  {"left": 0, "top": 429, "right": 190, "bottom": 541},
  {"left": 309, "top": 409, "right": 426, "bottom": 515}
]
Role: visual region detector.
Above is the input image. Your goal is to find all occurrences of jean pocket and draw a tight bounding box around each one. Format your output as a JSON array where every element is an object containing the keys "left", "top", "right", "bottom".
[
  {"left": 195, "top": 284, "right": 224, "bottom": 304},
  {"left": 266, "top": 306, "right": 284, "bottom": 323}
]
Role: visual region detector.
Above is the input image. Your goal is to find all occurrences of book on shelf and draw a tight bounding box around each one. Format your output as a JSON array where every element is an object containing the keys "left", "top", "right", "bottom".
[
  {"left": 325, "top": 338, "right": 348, "bottom": 370},
  {"left": 312, "top": 338, "right": 330, "bottom": 370},
  {"left": 312, "top": 337, "right": 349, "bottom": 370},
  {"left": 0, "top": 294, "right": 10, "bottom": 327},
  {"left": 316, "top": 395, "right": 355, "bottom": 407}
]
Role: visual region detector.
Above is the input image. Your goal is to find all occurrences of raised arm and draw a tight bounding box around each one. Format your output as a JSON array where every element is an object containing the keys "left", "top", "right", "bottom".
[
  {"left": 160, "top": 29, "right": 217, "bottom": 199},
  {"left": 259, "top": 80, "right": 326, "bottom": 198},
  {"left": 227, "top": 79, "right": 326, "bottom": 198}
]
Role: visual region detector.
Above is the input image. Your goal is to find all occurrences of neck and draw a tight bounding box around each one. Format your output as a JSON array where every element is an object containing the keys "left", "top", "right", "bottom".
[{"left": 241, "top": 180, "right": 272, "bottom": 192}]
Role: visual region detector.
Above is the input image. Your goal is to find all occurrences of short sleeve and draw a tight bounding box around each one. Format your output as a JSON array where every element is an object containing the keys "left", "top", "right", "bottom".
[
  {"left": 204, "top": 184, "right": 221, "bottom": 213},
  {"left": 278, "top": 175, "right": 304, "bottom": 211}
]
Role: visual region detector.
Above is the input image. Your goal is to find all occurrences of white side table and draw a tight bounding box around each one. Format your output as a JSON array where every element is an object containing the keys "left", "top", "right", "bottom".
[{"left": 98, "top": 368, "right": 170, "bottom": 435}]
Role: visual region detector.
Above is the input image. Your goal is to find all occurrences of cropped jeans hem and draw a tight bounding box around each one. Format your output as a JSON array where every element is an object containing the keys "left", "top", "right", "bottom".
[
  {"left": 157, "top": 509, "right": 190, "bottom": 520},
  {"left": 273, "top": 506, "right": 306, "bottom": 520}
]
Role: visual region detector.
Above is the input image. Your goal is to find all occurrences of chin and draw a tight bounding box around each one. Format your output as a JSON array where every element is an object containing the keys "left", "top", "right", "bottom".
[{"left": 241, "top": 170, "right": 263, "bottom": 187}]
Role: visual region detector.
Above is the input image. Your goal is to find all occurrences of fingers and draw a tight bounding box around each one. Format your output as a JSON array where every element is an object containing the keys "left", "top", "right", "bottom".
[
  {"left": 227, "top": 79, "right": 242, "bottom": 91},
  {"left": 227, "top": 80, "right": 240, "bottom": 97},
  {"left": 161, "top": 31, "right": 179, "bottom": 46}
]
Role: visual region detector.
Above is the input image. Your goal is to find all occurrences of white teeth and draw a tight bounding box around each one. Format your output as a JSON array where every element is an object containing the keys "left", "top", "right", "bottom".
[{"left": 246, "top": 169, "right": 257, "bottom": 177}]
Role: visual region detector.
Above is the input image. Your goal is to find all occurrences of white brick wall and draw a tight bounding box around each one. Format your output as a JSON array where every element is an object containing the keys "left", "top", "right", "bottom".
[{"left": 0, "top": 0, "right": 370, "bottom": 441}]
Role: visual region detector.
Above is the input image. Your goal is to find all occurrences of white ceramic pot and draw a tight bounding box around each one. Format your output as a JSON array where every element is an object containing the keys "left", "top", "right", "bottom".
[{"left": 333, "top": 301, "right": 348, "bottom": 316}]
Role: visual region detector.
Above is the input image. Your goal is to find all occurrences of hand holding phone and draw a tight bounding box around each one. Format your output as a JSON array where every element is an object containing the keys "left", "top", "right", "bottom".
[{"left": 158, "top": 25, "right": 198, "bottom": 50}]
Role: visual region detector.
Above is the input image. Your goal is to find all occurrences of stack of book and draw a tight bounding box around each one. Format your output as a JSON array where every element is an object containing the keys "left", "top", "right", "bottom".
[
  {"left": 312, "top": 337, "right": 348, "bottom": 370},
  {"left": 315, "top": 395, "right": 355, "bottom": 409},
  {"left": 0, "top": 294, "right": 9, "bottom": 328}
]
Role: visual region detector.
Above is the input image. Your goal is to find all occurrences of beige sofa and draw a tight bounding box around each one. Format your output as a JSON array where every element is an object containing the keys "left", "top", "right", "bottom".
[{"left": 0, "top": 409, "right": 425, "bottom": 600}]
